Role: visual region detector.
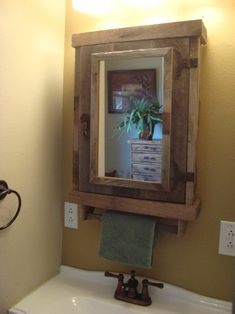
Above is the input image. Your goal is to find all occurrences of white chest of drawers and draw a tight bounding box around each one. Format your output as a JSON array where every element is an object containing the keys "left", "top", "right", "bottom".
[{"left": 129, "top": 140, "right": 162, "bottom": 182}]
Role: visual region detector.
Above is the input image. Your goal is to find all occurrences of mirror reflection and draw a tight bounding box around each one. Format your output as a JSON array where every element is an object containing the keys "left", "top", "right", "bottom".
[{"left": 94, "top": 48, "right": 172, "bottom": 187}]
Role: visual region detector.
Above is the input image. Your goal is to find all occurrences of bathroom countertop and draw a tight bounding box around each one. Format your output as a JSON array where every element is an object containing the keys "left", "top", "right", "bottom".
[{"left": 9, "top": 266, "right": 232, "bottom": 314}]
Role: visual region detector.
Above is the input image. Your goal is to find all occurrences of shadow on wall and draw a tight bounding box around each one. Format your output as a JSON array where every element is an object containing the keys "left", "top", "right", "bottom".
[{"left": 233, "top": 285, "right": 235, "bottom": 314}]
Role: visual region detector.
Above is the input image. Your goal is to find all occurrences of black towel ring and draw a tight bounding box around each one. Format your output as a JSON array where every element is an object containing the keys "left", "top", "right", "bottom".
[{"left": 0, "top": 180, "right": 22, "bottom": 230}]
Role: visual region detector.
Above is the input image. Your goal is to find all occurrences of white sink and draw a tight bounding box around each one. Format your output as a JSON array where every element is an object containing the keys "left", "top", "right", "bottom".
[
  {"left": 9, "top": 266, "right": 232, "bottom": 314},
  {"left": 74, "top": 297, "right": 146, "bottom": 314}
]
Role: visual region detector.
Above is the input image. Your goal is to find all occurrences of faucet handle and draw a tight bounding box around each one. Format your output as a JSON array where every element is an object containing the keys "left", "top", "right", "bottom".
[
  {"left": 140, "top": 279, "right": 164, "bottom": 304},
  {"left": 104, "top": 272, "right": 124, "bottom": 283},
  {"left": 104, "top": 272, "right": 124, "bottom": 297},
  {"left": 104, "top": 271, "right": 120, "bottom": 278},
  {"left": 105, "top": 271, "right": 124, "bottom": 280},
  {"left": 142, "top": 279, "right": 164, "bottom": 289}
]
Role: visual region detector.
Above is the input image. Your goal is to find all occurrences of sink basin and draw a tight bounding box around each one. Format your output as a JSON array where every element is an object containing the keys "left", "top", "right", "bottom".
[
  {"left": 74, "top": 297, "right": 145, "bottom": 314},
  {"left": 9, "top": 266, "right": 232, "bottom": 314}
]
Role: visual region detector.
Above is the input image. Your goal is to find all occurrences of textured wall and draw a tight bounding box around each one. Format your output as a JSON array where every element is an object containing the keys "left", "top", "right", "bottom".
[
  {"left": 0, "top": 1, "right": 65, "bottom": 312},
  {"left": 62, "top": 0, "right": 235, "bottom": 301}
]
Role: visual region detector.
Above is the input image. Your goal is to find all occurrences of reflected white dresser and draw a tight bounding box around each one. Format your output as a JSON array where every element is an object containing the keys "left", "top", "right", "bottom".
[{"left": 129, "top": 140, "right": 162, "bottom": 182}]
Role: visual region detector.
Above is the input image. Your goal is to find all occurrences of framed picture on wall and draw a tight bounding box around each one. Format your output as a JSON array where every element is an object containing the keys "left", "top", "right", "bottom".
[{"left": 108, "top": 69, "right": 156, "bottom": 113}]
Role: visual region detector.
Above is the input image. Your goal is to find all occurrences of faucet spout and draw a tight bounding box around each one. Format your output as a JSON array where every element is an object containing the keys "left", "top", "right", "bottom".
[{"left": 104, "top": 270, "right": 164, "bottom": 306}]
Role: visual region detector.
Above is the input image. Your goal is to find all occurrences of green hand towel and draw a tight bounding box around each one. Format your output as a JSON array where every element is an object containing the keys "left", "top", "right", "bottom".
[{"left": 99, "top": 210, "right": 157, "bottom": 268}]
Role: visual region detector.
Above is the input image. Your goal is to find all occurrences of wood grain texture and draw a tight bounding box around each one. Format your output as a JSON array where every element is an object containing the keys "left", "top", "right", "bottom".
[
  {"left": 77, "top": 44, "right": 115, "bottom": 194},
  {"left": 90, "top": 47, "right": 172, "bottom": 191},
  {"left": 69, "top": 191, "right": 201, "bottom": 221},
  {"left": 76, "top": 38, "right": 190, "bottom": 203},
  {"left": 185, "top": 37, "right": 201, "bottom": 204},
  {"left": 72, "top": 20, "right": 207, "bottom": 47},
  {"left": 73, "top": 97, "right": 79, "bottom": 191},
  {"left": 77, "top": 206, "right": 188, "bottom": 236},
  {"left": 72, "top": 49, "right": 80, "bottom": 191},
  {"left": 72, "top": 21, "right": 207, "bottom": 220}
]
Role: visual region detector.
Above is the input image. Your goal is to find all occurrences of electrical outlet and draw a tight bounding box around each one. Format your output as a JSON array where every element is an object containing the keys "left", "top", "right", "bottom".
[
  {"left": 219, "top": 220, "right": 235, "bottom": 256},
  {"left": 64, "top": 202, "right": 78, "bottom": 229}
]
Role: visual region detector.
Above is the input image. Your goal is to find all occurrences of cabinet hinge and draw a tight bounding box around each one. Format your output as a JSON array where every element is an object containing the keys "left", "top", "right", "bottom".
[
  {"left": 177, "top": 171, "right": 195, "bottom": 183},
  {"left": 173, "top": 162, "right": 195, "bottom": 184},
  {"left": 183, "top": 58, "right": 198, "bottom": 69},
  {"left": 185, "top": 172, "right": 195, "bottom": 182},
  {"left": 174, "top": 51, "right": 198, "bottom": 78}
]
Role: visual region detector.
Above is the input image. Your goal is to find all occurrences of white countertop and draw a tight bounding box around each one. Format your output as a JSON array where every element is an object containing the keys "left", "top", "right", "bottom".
[{"left": 9, "top": 266, "right": 232, "bottom": 314}]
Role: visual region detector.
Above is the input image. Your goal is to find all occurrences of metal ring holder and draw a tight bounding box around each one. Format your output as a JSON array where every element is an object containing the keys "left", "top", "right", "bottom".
[{"left": 0, "top": 180, "right": 21, "bottom": 230}]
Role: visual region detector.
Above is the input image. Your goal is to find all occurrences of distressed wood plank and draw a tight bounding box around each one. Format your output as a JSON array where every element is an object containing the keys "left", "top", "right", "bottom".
[
  {"left": 72, "top": 20, "right": 207, "bottom": 47},
  {"left": 70, "top": 191, "right": 201, "bottom": 221},
  {"left": 185, "top": 37, "right": 201, "bottom": 204},
  {"left": 71, "top": 21, "right": 207, "bottom": 233}
]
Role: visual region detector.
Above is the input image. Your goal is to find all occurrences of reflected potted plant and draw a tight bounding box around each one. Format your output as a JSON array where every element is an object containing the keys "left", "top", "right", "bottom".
[{"left": 116, "top": 95, "right": 162, "bottom": 140}]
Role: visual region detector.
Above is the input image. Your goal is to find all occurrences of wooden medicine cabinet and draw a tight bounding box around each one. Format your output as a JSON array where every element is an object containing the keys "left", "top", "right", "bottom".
[{"left": 70, "top": 20, "right": 207, "bottom": 235}]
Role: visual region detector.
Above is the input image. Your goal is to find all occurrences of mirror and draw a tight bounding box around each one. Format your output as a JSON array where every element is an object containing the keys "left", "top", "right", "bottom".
[{"left": 90, "top": 47, "right": 173, "bottom": 191}]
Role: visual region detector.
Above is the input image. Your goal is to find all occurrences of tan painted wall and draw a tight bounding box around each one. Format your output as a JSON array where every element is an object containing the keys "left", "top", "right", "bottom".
[
  {"left": 62, "top": 0, "right": 235, "bottom": 301},
  {"left": 0, "top": 1, "right": 65, "bottom": 312}
]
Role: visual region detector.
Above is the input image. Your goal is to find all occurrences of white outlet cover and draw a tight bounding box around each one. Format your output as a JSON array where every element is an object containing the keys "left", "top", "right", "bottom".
[
  {"left": 218, "top": 220, "right": 235, "bottom": 256},
  {"left": 64, "top": 202, "right": 78, "bottom": 229}
]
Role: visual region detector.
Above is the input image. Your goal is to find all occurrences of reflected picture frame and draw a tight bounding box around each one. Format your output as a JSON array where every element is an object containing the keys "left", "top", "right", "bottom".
[{"left": 108, "top": 69, "right": 156, "bottom": 113}]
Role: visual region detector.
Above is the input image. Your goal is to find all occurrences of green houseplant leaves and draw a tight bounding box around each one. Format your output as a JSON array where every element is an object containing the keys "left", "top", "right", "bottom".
[{"left": 117, "top": 96, "right": 162, "bottom": 140}]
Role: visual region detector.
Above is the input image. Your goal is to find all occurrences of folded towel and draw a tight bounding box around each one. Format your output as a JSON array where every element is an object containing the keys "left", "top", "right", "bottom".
[{"left": 99, "top": 210, "right": 157, "bottom": 268}]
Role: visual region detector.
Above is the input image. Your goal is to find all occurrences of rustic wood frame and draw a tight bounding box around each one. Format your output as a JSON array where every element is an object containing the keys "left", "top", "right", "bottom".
[
  {"left": 71, "top": 20, "right": 207, "bottom": 235},
  {"left": 90, "top": 47, "right": 173, "bottom": 192}
]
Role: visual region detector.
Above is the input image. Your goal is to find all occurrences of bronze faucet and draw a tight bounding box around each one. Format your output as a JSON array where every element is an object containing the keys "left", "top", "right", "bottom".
[{"left": 104, "top": 270, "right": 164, "bottom": 306}]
